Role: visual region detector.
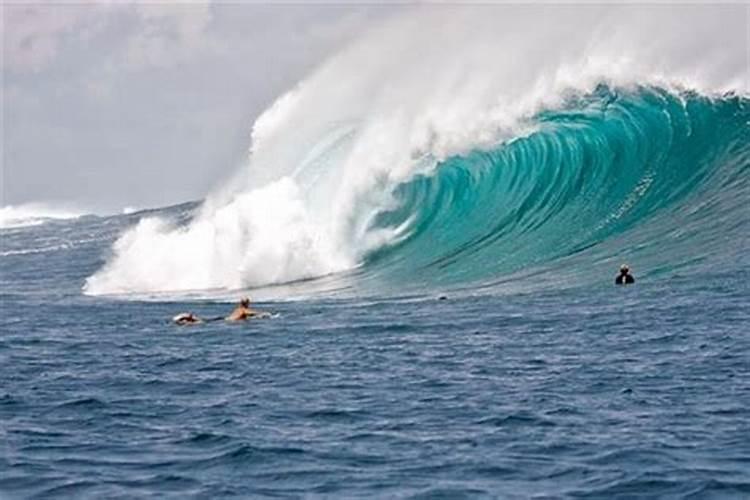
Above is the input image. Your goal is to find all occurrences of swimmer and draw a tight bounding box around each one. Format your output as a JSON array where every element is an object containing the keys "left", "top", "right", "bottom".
[{"left": 615, "top": 264, "right": 635, "bottom": 285}]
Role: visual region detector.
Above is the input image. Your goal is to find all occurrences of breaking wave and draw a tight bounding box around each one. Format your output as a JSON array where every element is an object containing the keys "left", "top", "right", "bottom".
[{"left": 84, "top": 5, "right": 749, "bottom": 297}]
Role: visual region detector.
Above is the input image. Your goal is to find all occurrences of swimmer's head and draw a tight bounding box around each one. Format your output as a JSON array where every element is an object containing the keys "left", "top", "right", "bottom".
[
  {"left": 240, "top": 297, "right": 250, "bottom": 307},
  {"left": 620, "top": 264, "right": 630, "bottom": 274}
]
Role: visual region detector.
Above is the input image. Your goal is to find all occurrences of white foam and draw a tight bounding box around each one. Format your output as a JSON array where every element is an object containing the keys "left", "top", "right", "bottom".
[
  {"left": 85, "top": 4, "right": 748, "bottom": 295},
  {"left": 0, "top": 203, "right": 84, "bottom": 229}
]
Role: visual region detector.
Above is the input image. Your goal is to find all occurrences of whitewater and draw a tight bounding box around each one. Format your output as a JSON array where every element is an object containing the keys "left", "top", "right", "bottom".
[
  {"left": 82, "top": 4, "right": 748, "bottom": 297},
  {"left": 3, "top": 4, "right": 749, "bottom": 498}
]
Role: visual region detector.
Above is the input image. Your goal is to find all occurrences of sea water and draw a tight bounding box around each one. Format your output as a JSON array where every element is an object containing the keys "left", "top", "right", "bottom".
[
  {"left": 3, "top": 5, "right": 749, "bottom": 497},
  {"left": 1, "top": 215, "right": 748, "bottom": 497}
]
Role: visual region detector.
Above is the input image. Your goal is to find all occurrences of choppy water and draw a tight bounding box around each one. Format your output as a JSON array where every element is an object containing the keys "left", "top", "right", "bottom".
[
  {"left": 1, "top": 208, "right": 749, "bottom": 498},
  {"left": 3, "top": 31, "right": 750, "bottom": 493}
]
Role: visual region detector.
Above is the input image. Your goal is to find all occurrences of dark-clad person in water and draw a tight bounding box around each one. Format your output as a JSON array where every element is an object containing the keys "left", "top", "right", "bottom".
[{"left": 615, "top": 264, "right": 635, "bottom": 285}]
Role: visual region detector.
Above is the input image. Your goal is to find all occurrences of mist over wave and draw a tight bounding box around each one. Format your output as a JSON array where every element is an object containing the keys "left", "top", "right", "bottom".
[{"left": 84, "top": 5, "right": 748, "bottom": 296}]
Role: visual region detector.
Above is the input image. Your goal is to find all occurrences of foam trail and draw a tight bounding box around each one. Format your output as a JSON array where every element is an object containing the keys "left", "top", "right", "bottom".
[{"left": 85, "top": 4, "right": 748, "bottom": 295}]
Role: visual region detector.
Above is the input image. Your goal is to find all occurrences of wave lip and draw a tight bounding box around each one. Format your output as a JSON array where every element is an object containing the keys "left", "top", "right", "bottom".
[{"left": 0, "top": 204, "right": 84, "bottom": 229}]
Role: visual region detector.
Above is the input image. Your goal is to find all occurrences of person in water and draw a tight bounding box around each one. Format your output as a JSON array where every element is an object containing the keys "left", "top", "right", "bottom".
[
  {"left": 172, "top": 312, "right": 202, "bottom": 325},
  {"left": 225, "top": 297, "right": 262, "bottom": 321},
  {"left": 173, "top": 297, "right": 268, "bottom": 325},
  {"left": 615, "top": 264, "right": 635, "bottom": 285}
]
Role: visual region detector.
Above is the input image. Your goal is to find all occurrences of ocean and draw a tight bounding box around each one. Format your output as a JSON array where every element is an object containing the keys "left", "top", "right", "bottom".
[
  {"left": 2, "top": 5, "right": 750, "bottom": 497},
  {"left": 2, "top": 85, "right": 748, "bottom": 498}
]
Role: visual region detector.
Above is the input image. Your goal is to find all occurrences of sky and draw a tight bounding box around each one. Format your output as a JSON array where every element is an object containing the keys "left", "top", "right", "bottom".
[{"left": 1, "top": 2, "right": 399, "bottom": 212}]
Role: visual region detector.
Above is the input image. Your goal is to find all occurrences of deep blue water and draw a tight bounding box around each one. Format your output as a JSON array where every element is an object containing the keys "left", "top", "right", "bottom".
[
  {"left": 2, "top": 86, "right": 749, "bottom": 498},
  {"left": 1, "top": 215, "right": 749, "bottom": 498}
]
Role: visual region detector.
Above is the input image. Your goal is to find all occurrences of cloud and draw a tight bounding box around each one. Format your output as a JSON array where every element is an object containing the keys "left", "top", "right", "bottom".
[
  {"left": 2, "top": 3, "right": 112, "bottom": 73},
  {"left": 124, "top": 1, "right": 214, "bottom": 69},
  {"left": 2, "top": 2, "right": 215, "bottom": 74}
]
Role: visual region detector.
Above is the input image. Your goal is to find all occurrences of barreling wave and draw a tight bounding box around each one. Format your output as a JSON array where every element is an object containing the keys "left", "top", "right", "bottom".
[
  {"left": 365, "top": 86, "right": 749, "bottom": 292},
  {"left": 84, "top": 5, "right": 749, "bottom": 298}
]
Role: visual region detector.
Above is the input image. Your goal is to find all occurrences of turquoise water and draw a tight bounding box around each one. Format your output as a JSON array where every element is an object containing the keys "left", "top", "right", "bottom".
[
  {"left": 367, "top": 86, "right": 749, "bottom": 293},
  {"left": 1, "top": 86, "right": 748, "bottom": 498}
]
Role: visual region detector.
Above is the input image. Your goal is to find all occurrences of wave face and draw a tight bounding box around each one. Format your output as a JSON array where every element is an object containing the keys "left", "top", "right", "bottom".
[
  {"left": 85, "top": 5, "right": 749, "bottom": 297},
  {"left": 366, "top": 87, "right": 749, "bottom": 292}
]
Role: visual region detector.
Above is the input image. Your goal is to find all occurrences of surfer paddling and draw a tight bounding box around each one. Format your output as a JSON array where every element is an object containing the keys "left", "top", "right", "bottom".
[
  {"left": 172, "top": 297, "right": 270, "bottom": 325},
  {"left": 226, "top": 297, "right": 265, "bottom": 321},
  {"left": 172, "top": 312, "right": 203, "bottom": 325}
]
